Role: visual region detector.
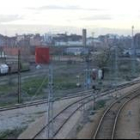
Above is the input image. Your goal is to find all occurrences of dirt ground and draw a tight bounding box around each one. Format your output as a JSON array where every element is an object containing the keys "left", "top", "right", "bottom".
[
  {"left": 115, "top": 95, "right": 140, "bottom": 139},
  {"left": 77, "top": 84, "right": 140, "bottom": 139},
  {"left": 76, "top": 109, "right": 104, "bottom": 139}
]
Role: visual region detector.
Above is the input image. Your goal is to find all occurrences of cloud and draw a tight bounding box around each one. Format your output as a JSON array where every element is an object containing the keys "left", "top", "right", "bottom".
[
  {"left": 80, "top": 15, "right": 113, "bottom": 21},
  {"left": 0, "top": 15, "right": 22, "bottom": 23},
  {"left": 28, "top": 5, "right": 80, "bottom": 10},
  {"left": 39, "top": 5, "right": 80, "bottom": 10},
  {"left": 28, "top": 5, "right": 106, "bottom": 11}
]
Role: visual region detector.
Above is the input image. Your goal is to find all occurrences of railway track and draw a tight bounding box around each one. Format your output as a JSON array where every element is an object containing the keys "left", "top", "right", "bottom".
[
  {"left": 33, "top": 93, "right": 95, "bottom": 139},
  {"left": 0, "top": 78, "right": 139, "bottom": 112},
  {"left": 92, "top": 86, "right": 140, "bottom": 139},
  {"left": 32, "top": 80, "right": 140, "bottom": 139},
  {"left": 0, "top": 78, "right": 140, "bottom": 139},
  {"left": 0, "top": 90, "right": 93, "bottom": 112}
]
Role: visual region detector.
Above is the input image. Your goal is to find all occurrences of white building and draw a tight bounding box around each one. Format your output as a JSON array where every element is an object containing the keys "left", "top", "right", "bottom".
[
  {"left": 55, "top": 40, "right": 82, "bottom": 46},
  {"left": 86, "top": 38, "right": 101, "bottom": 46},
  {"left": 65, "top": 47, "right": 88, "bottom": 55},
  {"left": 123, "top": 48, "right": 140, "bottom": 56}
]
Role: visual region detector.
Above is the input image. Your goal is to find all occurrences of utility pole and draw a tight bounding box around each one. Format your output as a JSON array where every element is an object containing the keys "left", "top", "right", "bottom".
[
  {"left": 18, "top": 49, "right": 21, "bottom": 103},
  {"left": 83, "top": 29, "right": 91, "bottom": 90},
  {"left": 131, "top": 26, "right": 136, "bottom": 77},
  {"left": 85, "top": 52, "right": 91, "bottom": 90},
  {"left": 115, "top": 46, "right": 118, "bottom": 86},
  {"left": 47, "top": 62, "right": 54, "bottom": 139},
  {"left": 92, "top": 32, "right": 94, "bottom": 51},
  {"left": 109, "top": 52, "right": 114, "bottom": 97},
  {"left": 92, "top": 89, "right": 96, "bottom": 111}
]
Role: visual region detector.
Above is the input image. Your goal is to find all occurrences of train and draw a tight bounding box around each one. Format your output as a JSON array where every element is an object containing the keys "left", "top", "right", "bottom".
[{"left": 0, "top": 62, "right": 30, "bottom": 75}]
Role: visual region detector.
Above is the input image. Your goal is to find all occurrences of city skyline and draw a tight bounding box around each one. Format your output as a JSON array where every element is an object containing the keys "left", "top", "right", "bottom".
[{"left": 0, "top": 0, "right": 140, "bottom": 36}]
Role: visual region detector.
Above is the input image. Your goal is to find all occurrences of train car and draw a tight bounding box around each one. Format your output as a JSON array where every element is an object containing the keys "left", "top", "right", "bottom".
[
  {"left": 21, "top": 62, "right": 30, "bottom": 72},
  {"left": 0, "top": 64, "right": 9, "bottom": 75},
  {"left": 8, "top": 62, "right": 30, "bottom": 73},
  {"left": 0, "top": 62, "right": 30, "bottom": 75},
  {"left": 8, "top": 63, "right": 18, "bottom": 73}
]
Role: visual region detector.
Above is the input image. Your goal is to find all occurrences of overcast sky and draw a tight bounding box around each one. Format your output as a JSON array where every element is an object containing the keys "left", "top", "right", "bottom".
[{"left": 0, "top": 0, "right": 140, "bottom": 36}]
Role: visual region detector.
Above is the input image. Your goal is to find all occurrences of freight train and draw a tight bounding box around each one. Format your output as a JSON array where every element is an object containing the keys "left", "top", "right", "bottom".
[{"left": 0, "top": 62, "right": 30, "bottom": 75}]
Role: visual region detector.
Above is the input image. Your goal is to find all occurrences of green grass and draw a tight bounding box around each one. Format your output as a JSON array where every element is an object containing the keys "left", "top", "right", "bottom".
[
  {"left": 22, "top": 77, "right": 48, "bottom": 96},
  {"left": 0, "top": 127, "right": 26, "bottom": 139},
  {"left": 55, "top": 82, "right": 77, "bottom": 90},
  {"left": 95, "top": 100, "right": 106, "bottom": 110},
  {"left": 0, "top": 73, "right": 83, "bottom": 107},
  {"left": 21, "top": 75, "right": 80, "bottom": 96},
  {"left": 0, "top": 85, "right": 16, "bottom": 94},
  {"left": 0, "top": 102, "right": 16, "bottom": 107}
]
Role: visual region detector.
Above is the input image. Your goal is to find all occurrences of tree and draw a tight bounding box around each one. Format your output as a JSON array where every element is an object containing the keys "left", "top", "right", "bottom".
[{"left": 92, "top": 47, "right": 112, "bottom": 69}]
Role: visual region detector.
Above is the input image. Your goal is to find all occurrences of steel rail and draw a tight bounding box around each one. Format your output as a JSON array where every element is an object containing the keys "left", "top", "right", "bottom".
[
  {"left": 92, "top": 86, "right": 140, "bottom": 139},
  {"left": 53, "top": 96, "right": 96, "bottom": 138},
  {"left": 0, "top": 90, "right": 92, "bottom": 112},
  {"left": 33, "top": 81, "right": 140, "bottom": 139},
  {"left": 1, "top": 78, "right": 139, "bottom": 112},
  {"left": 111, "top": 91, "right": 140, "bottom": 139},
  {"left": 33, "top": 94, "right": 93, "bottom": 139}
]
